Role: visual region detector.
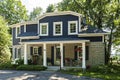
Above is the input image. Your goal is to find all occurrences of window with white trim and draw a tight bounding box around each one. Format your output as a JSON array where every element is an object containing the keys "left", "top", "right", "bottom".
[
  {"left": 53, "top": 22, "right": 62, "bottom": 35},
  {"left": 33, "top": 46, "right": 38, "bottom": 55},
  {"left": 16, "top": 27, "right": 20, "bottom": 37},
  {"left": 68, "top": 21, "right": 78, "bottom": 35},
  {"left": 40, "top": 23, "right": 48, "bottom": 36}
]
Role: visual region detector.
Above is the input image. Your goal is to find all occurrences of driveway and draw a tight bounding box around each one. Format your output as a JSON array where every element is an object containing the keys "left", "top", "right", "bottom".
[{"left": 0, "top": 70, "right": 102, "bottom": 80}]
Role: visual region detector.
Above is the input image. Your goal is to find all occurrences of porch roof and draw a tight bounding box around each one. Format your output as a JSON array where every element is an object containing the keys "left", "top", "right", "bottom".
[{"left": 22, "top": 37, "right": 89, "bottom": 44}]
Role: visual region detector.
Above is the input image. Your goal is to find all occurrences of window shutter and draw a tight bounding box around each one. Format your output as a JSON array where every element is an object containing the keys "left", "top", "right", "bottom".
[
  {"left": 63, "top": 46, "right": 65, "bottom": 65},
  {"left": 74, "top": 46, "right": 77, "bottom": 60},
  {"left": 51, "top": 46, "right": 54, "bottom": 66},
  {"left": 38, "top": 47, "right": 42, "bottom": 55},
  {"left": 30, "top": 47, "right": 33, "bottom": 55},
  {"left": 86, "top": 46, "right": 89, "bottom": 60}
]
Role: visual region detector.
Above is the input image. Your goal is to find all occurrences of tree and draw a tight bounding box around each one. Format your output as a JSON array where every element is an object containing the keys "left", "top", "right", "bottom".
[
  {"left": 0, "top": 16, "right": 11, "bottom": 64},
  {"left": 57, "top": 0, "right": 120, "bottom": 64},
  {"left": 0, "top": 0, "right": 28, "bottom": 25},
  {"left": 46, "top": 4, "right": 55, "bottom": 12},
  {"left": 29, "top": 7, "right": 42, "bottom": 20}
]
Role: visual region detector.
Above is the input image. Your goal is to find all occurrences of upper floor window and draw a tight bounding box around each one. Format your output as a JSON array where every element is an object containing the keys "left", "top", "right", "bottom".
[
  {"left": 53, "top": 22, "right": 62, "bottom": 36},
  {"left": 68, "top": 21, "right": 78, "bottom": 35},
  {"left": 40, "top": 23, "right": 48, "bottom": 36},
  {"left": 16, "top": 27, "right": 20, "bottom": 38}
]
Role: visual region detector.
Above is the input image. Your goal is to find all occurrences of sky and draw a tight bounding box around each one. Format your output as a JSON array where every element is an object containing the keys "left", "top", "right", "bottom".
[{"left": 21, "top": 0, "right": 63, "bottom": 14}]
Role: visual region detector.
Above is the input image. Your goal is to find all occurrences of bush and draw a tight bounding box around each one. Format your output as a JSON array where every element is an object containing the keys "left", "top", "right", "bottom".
[
  {"left": 0, "top": 61, "right": 18, "bottom": 70},
  {"left": 16, "top": 65, "right": 47, "bottom": 71}
]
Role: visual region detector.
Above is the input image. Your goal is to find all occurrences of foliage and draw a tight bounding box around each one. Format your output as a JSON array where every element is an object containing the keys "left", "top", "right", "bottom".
[
  {"left": 0, "top": 16, "right": 11, "bottom": 64},
  {"left": 16, "top": 65, "right": 47, "bottom": 71},
  {"left": 0, "top": 0, "right": 28, "bottom": 25},
  {"left": 60, "top": 64, "right": 120, "bottom": 80},
  {"left": 46, "top": 4, "right": 56, "bottom": 12},
  {"left": 0, "top": 61, "right": 18, "bottom": 70},
  {"left": 29, "top": 7, "right": 42, "bottom": 20},
  {"left": 57, "top": 0, "right": 120, "bottom": 64}
]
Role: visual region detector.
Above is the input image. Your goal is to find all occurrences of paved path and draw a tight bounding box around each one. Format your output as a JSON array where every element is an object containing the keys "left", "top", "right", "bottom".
[{"left": 0, "top": 70, "right": 102, "bottom": 80}]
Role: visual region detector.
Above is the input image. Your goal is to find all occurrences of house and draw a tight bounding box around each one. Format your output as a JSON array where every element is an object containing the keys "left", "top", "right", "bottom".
[{"left": 10, "top": 11, "right": 108, "bottom": 69}]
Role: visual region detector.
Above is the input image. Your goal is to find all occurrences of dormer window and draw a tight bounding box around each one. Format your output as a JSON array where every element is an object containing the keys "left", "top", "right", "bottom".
[
  {"left": 53, "top": 22, "right": 62, "bottom": 36},
  {"left": 68, "top": 21, "right": 78, "bottom": 35},
  {"left": 40, "top": 23, "right": 48, "bottom": 36}
]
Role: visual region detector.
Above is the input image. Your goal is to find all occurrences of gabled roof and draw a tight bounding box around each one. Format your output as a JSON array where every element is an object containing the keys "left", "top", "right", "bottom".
[
  {"left": 10, "top": 11, "right": 82, "bottom": 28},
  {"left": 36, "top": 11, "right": 82, "bottom": 20}
]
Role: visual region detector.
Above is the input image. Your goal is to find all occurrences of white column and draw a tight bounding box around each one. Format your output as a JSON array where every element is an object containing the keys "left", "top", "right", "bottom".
[
  {"left": 60, "top": 43, "right": 63, "bottom": 68},
  {"left": 43, "top": 43, "right": 47, "bottom": 66},
  {"left": 82, "top": 42, "right": 86, "bottom": 69},
  {"left": 24, "top": 44, "right": 28, "bottom": 64},
  {"left": 12, "top": 47, "right": 15, "bottom": 60}
]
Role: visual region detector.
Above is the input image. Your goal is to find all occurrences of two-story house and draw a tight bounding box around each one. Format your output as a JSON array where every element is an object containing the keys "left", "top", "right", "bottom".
[{"left": 10, "top": 11, "right": 108, "bottom": 69}]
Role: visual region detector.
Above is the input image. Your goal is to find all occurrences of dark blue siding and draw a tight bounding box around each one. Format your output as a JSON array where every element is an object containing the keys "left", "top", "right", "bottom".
[
  {"left": 81, "top": 36, "right": 102, "bottom": 42},
  {"left": 39, "top": 15, "right": 79, "bottom": 38},
  {"left": 12, "top": 28, "right": 20, "bottom": 45},
  {"left": 21, "top": 25, "right": 24, "bottom": 33},
  {"left": 26, "top": 24, "right": 37, "bottom": 33}
]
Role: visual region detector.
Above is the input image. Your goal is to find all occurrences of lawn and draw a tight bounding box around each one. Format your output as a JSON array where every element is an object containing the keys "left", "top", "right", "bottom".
[{"left": 60, "top": 64, "right": 120, "bottom": 80}]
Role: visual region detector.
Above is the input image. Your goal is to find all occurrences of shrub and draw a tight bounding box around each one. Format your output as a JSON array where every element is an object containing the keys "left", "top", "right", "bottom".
[
  {"left": 16, "top": 65, "right": 47, "bottom": 71},
  {"left": 0, "top": 61, "right": 18, "bottom": 70}
]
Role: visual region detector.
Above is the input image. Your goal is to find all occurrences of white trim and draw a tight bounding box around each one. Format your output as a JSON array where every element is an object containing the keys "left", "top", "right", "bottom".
[
  {"left": 24, "top": 24, "right": 26, "bottom": 32},
  {"left": 36, "top": 11, "right": 82, "bottom": 20},
  {"left": 68, "top": 21, "right": 78, "bottom": 35},
  {"left": 79, "top": 16, "right": 81, "bottom": 32},
  {"left": 24, "top": 44, "right": 27, "bottom": 64},
  {"left": 43, "top": 43, "right": 47, "bottom": 66},
  {"left": 102, "top": 35, "right": 104, "bottom": 43},
  {"left": 21, "top": 40, "right": 89, "bottom": 44},
  {"left": 38, "top": 20, "right": 39, "bottom": 34},
  {"left": 82, "top": 42, "right": 86, "bottom": 69},
  {"left": 10, "top": 21, "right": 37, "bottom": 28},
  {"left": 18, "top": 36, "right": 39, "bottom": 39},
  {"left": 16, "top": 26, "right": 20, "bottom": 38},
  {"left": 40, "top": 23, "right": 49, "bottom": 36},
  {"left": 53, "top": 22, "right": 63, "bottom": 36},
  {"left": 60, "top": 43, "right": 63, "bottom": 68},
  {"left": 78, "top": 33, "right": 108, "bottom": 37}
]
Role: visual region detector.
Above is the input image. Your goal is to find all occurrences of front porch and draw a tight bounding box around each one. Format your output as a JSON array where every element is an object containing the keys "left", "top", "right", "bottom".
[{"left": 22, "top": 40, "right": 89, "bottom": 69}]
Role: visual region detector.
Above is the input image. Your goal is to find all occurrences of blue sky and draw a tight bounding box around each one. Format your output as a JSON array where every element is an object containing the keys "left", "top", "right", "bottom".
[{"left": 21, "top": 0, "right": 62, "bottom": 14}]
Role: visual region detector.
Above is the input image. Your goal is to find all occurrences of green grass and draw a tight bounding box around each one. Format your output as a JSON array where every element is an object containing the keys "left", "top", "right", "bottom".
[{"left": 60, "top": 64, "right": 120, "bottom": 80}]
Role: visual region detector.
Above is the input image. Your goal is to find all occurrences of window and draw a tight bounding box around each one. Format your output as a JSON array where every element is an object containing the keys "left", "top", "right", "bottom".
[
  {"left": 40, "top": 23, "right": 48, "bottom": 36},
  {"left": 53, "top": 22, "right": 62, "bottom": 35},
  {"left": 16, "top": 27, "right": 20, "bottom": 38},
  {"left": 33, "top": 46, "right": 38, "bottom": 55},
  {"left": 68, "top": 21, "right": 78, "bottom": 35}
]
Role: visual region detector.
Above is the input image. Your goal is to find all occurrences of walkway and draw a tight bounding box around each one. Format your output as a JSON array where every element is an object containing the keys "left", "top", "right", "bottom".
[{"left": 0, "top": 70, "right": 102, "bottom": 80}]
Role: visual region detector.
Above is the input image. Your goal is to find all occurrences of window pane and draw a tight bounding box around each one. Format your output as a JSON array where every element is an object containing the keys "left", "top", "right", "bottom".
[
  {"left": 34, "top": 48, "right": 38, "bottom": 54},
  {"left": 42, "top": 25, "right": 47, "bottom": 34},
  {"left": 70, "top": 23, "right": 76, "bottom": 33},
  {"left": 55, "top": 24, "right": 61, "bottom": 34},
  {"left": 17, "top": 27, "right": 20, "bottom": 35}
]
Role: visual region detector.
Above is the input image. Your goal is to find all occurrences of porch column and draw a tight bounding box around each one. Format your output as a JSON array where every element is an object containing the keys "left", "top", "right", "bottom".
[
  {"left": 12, "top": 47, "right": 15, "bottom": 60},
  {"left": 24, "top": 44, "right": 28, "bottom": 64},
  {"left": 43, "top": 43, "right": 47, "bottom": 66},
  {"left": 82, "top": 42, "right": 86, "bottom": 69},
  {"left": 60, "top": 43, "right": 63, "bottom": 68}
]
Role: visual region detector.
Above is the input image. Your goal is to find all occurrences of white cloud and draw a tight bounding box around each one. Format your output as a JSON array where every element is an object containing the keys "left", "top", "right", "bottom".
[{"left": 21, "top": 0, "right": 62, "bottom": 14}]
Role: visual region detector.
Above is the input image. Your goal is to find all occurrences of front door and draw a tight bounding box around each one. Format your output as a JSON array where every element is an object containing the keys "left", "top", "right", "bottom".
[{"left": 54, "top": 46, "right": 61, "bottom": 66}]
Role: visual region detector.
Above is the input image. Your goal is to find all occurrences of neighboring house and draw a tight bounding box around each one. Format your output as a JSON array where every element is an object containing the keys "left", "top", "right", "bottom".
[{"left": 10, "top": 11, "right": 108, "bottom": 69}]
